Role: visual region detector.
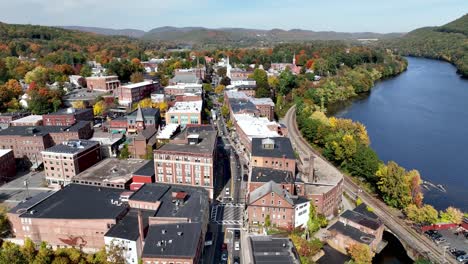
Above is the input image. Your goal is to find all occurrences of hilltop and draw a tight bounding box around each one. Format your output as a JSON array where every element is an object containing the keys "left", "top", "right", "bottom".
[{"left": 383, "top": 14, "right": 468, "bottom": 77}]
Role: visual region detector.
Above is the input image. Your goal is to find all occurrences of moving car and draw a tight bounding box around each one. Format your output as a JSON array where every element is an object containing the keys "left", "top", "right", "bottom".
[
  {"left": 235, "top": 241, "right": 240, "bottom": 251},
  {"left": 221, "top": 251, "right": 228, "bottom": 261},
  {"left": 234, "top": 230, "right": 240, "bottom": 239},
  {"left": 233, "top": 256, "right": 240, "bottom": 264}
]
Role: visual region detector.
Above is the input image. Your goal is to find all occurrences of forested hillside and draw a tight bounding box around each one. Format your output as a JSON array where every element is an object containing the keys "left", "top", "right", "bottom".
[{"left": 383, "top": 14, "right": 468, "bottom": 77}]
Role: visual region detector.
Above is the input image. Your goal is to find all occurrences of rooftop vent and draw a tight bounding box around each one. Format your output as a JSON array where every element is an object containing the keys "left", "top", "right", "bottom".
[
  {"left": 187, "top": 134, "right": 200, "bottom": 145},
  {"left": 66, "top": 107, "right": 76, "bottom": 114},
  {"left": 177, "top": 232, "right": 183, "bottom": 236},
  {"left": 161, "top": 229, "right": 166, "bottom": 234},
  {"left": 261, "top": 138, "right": 275, "bottom": 150}
]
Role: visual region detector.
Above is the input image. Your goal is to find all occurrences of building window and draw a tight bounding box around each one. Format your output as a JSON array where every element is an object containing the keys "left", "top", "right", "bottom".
[{"left": 262, "top": 199, "right": 265, "bottom": 204}]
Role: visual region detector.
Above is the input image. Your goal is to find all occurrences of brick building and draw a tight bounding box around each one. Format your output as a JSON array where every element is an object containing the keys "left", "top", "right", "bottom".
[
  {"left": 141, "top": 223, "right": 203, "bottom": 264},
  {"left": 154, "top": 125, "right": 217, "bottom": 199},
  {"left": 42, "top": 140, "right": 101, "bottom": 187},
  {"left": 116, "top": 81, "right": 157, "bottom": 107},
  {"left": 130, "top": 161, "right": 155, "bottom": 191},
  {"left": 247, "top": 181, "right": 309, "bottom": 230},
  {"left": 251, "top": 137, "right": 296, "bottom": 174},
  {"left": 10, "top": 115, "right": 43, "bottom": 126},
  {"left": 127, "top": 107, "right": 161, "bottom": 133},
  {"left": 7, "top": 184, "right": 129, "bottom": 252},
  {"left": 127, "top": 127, "right": 158, "bottom": 159},
  {"left": 327, "top": 203, "right": 385, "bottom": 253},
  {"left": 43, "top": 108, "right": 93, "bottom": 126},
  {"left": 85, "top": 76, "right": 121, "bottom": 92},
  {"left": 0, "top": 122, "right": 93, "bottom": 168},
  {"left": 0, "top": 112, "right": 29, "bottom": 126},
  {"left": 234, "top": 115, "right": 287, "bottom": 153},
  {"left": 248, "top": 167, "right": 301, "bottom": 195},
  {"left": 0, "top": 149, "right": 16, "bottom": 181}
]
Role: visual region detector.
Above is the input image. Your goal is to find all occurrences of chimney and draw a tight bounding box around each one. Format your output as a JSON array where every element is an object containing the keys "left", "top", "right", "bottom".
[
  {"left": 308, "top": 154, "right": 315, "bottom": 183},
  {"left": 138, "top": 210, "right": 145, "bottom": 243}
]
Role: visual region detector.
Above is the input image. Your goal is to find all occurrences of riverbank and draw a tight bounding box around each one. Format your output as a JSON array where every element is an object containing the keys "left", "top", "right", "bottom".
[{"left": 332, "top": 57, "right": 468, "bottom": 211}]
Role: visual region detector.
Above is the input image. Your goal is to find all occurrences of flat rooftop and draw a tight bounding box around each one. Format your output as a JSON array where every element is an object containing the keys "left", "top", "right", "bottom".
[
  {"left": 105, "top": 209, "right": 153, "bottom": 241},
  {"left": 15, "top": 184, "right": 127, "bottom": 219},
  {"left": 132, "top": 160, "right": 154, "bottom": 177},
  {"left": 0, "top": 149, "right": 13, "bottom": 157},
  {"left": 157, "top": 126, "right": 217, "bottom": 155},
  {"left": 251, "top": 137, "right": 295, "bottom": 159},
  {"left": 250, "top": 236, "right": 300, "bottom": 264},
  {"left": 130, "top": 183, "right": 208, "bottom": 222},
  {"left": 89, "top": 132, "right": 123, "bottom": 145},
  {"left": 328, "top": 221, "right": 375, "bottom": 245},
  {"left": 0, "top": 125, "right": 67, "bottom": 137},
  {"left": 142, "top": 223, "right": 202, "bottom": 259},
  {"left": 122, "top": 81, "right": 153, "bottom": 89},
  {"left": 44, "top": 108, "right": 91, "bottom": 116},
  {"left": 72, "top": 158, "right": 148, "bottom": 186},
  {"left": 340, "top": 209, "right": 382, "bottom": 231},
  {"left": 42, "top": 140, "right": 99, "bottom": 154},
  {"left": 234, "top": 114, "right": 281, "bottom": 139},
  {"left": 10, "top": 115, "right": 43, "bottom": 124},
  {"left": 157, "top": 124, "right": 180, "bottom": 139},
  {"left": 251, "top": 167, "right": 294, "bottom": 183},
  {"left": 166, "top": 100, "right": 203, "bottom": 114}
]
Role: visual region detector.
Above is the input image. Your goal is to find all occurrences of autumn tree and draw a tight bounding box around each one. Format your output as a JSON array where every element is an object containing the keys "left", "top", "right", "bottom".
[
  {"left": 130, "top": 72, "right": 144, "bottom": 83},
  {"left": 440, "top": 206, "right": 463, "bottom": 224},
  {"left": 34, "top": 242, "right": 53, "bottom": 264},
  {"left": 93, "top": 100, "right": 107, "bottom": 116},
  {"left": 221, "top": 105, "right": 229, "bottom": 118},
  {"left": 404, "top": 204, "right": 438, "bottom": 224},
  {"left": 407, "top": 170, "right": 423, "bottom": 207},
  {"left": 71, "top": 100, "right": 86, "bottom": 109},
  {"left": 215, "top": 84, "right": 226, "bottom": 95},
  {"left": 80, "top": 65, "right": 92, "bottom": 77},
  {"left": 348, "top": 243, "right": 374, "bottom": 264},
  {"left": 25, "top": 66, "right": 49, "bottom": 85},
  {"left": 0, "top": 241, "right": 27, "bottom": 264},
  {"left": 138, "top": 98, "right": 153, "bottom": 108},
  {"left": 155, "top": 101, "right": 168, "bottom": 113},
  {"left": 375, "top": 161, "right": 412, "bottom": 209},
  {"left": 202, "top": 83, "right": 213, "bottom": 93},
  {"left": 106, "top": 240, "right": 126, "bottom": 264}
]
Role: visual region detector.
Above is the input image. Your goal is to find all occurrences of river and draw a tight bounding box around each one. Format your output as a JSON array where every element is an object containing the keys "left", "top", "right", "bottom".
[{"left": 332, "top": 57, "right": 468, "bottom": 211}]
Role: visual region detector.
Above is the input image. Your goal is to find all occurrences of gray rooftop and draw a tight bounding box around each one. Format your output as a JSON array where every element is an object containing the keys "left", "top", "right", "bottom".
[
  {"left": 170, "top": 75, "right": 201, "bottom": 84},
  {"left": 340, "top": 209, "right": 382, "bottom": 231},
  {"left": 44, "top": 108, "right": 92, "bottom": 116},
  {"left": 250, "top": 167, "right": 294, "bottom": 184},
  {"left": 42, "top": 140, "right": 99, "bottom": 154},
  {"left": 0, "top": 125, "right": 67, "bottom": 137},
  {"left": 250, "top": 236, "right": 300, "bottom": 264},
  {"left": 248, "top": 181, "right": 294, "bottom": 205},
  {"left": 72, "top": 158, "right": 148, "bottom": 186},
  {"left": 157, "top": 125, "right": 217, "bottom": 155},
  {"left": 15, "top": 184, "right": 127, "bottom": 219},
  {"left": 132, "top": 160, "right": 155, "bottom": 177},
  {"left": 229, "top": 98, "right": 258, "bottom": 114},
  {"left": 104, "top": 209, "right": 153, "bottom": 241},
  {"left": 142, "top": 223, "right": 202, "bottom": 259},
  {"left": 328, "top": 221, "right": 375, "bottom": 245},
  {"left": 127, "top": 108, "right": 160, "bottom": 118},
  {"left": 251, "top": 137, "right": 295, "bottom": 160},
  {"left": 130, "top": 183, "right": 209, "bottom": 223}
]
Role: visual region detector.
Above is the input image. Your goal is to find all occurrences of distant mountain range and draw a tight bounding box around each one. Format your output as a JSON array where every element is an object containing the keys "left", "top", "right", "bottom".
[{"left": 59, "top": 25, "right": 403, "bottom": 45}]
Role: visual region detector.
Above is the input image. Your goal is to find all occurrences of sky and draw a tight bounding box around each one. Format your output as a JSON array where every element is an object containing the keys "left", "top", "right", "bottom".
[{"left": 0, "top": 0, "right": 466, "bottom": 33}]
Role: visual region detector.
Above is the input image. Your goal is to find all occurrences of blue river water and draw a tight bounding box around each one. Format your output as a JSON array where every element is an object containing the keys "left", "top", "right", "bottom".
[{"left": 333, "top": 57, "right": 468, "bottom": 211}]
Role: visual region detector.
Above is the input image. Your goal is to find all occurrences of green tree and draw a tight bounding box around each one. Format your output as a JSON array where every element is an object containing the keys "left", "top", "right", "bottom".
[
  {"left": 278, "top": 67, "right": 297, "bottom": 96},
  {"left": 250, "top": 69, "right": 270, "bottom": 98},
  {"left": 221, "top": 105, "right": 229, "bottom": 118},
  {"left": 348, "top": 243, "right": 374, "bottom": 264},
  {"left": 202, "top": 83, "right": 213, "bottom": 93},
  {"left": 21, "top": 238, "right": 37, "bottom": 263},
  {"left": 106, "top": 240, "right": 126, "bottom": 264},
  {"left": 344, "top": 144, "right": 380, "bottom": 182},
  {"left": 0, "top": 205, "right": 11, "bottom": 237},
  {"left": 25, "top": 66, "right": 49, "bottom": 85},
  {"left": 404, "top": 204, "right": 438, "bottom": 224},
  {"left": 0, "top": 241, "right": 27, "bottom": 264},
  {"left": 33, "top": 242, "right": 53, "bottom": 264},
  {"left": 307, "top": 203, "right": 321, "bottom": 234},
  {"left": 79, "top": 65, "right": 92, "bottom": 77},
  {"left": 264, "top": 215, "right": 271, "bottom": 228},
  {"left": 119, "top": 144, "right": 130, "bottom": 160}
]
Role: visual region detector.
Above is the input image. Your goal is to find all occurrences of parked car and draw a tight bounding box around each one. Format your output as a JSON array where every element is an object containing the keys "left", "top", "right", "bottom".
[
  {"left": 225, "top": 188, "right": 230, "bottom": 196},
  {"left": 235, "top": 241, "right": 240, "bottom": 251},
  {"left": 221, "top": 243, "right": 227, "bottom": 251},
  {"left": 233, "top": 256, "right": 240, "bottom": 264},
  {"left": 221, "top": 251, "right": 228, "bottom": 261},
  {"left": 234, "top": 230, "right": 240, "bottom": 239},
  {"left": 435, "top": 237, "right": 447, "bottom": 244},
  {"left": 452, "top": 250, "right": 467, "bottom": 257},
  {"left": 457, "top": 255, "right": 468, "bottom": 262}
]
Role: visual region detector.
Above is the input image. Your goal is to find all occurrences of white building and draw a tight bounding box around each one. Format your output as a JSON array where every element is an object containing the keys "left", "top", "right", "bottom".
[
  {"left": 234, "top": 114, "right": 282, "bottom": 140},
  {"left": 166, "top": 101, "right": 203, "bottom": 126},
  {"left": 150, "top": 93, "right": 165, "bottom": 103},
  {"left": 294, "top": 200, "right": 311, "bottom": 228}
]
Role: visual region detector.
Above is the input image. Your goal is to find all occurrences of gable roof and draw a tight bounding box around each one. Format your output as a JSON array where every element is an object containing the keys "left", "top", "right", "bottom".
[{"left": 248, "top": 181, "right": 294, "bottom": 206}]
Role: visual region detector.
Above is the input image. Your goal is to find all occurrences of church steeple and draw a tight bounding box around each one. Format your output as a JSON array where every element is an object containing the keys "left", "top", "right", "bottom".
[{"left": 135, "top": 104, "right": 145, "bottom": 131}]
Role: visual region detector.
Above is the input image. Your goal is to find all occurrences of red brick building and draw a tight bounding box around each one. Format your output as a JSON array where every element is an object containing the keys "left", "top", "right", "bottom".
[
  {"left": 0, "top": 122, "right": 93, "bottom": 168},
  {"left": 115, "top": 81, "right": 157, "bottom": 107},
  {"left": 0, "top": 112, "right": 29, "bottom": 125},
  {"left": 43, "top": 108, "right": 93, "bottom": 126},
  {"left": 154, "top": 125, "right": 217, "bottom": 199},
  {"left": 42, "top": 140, "right": 101, "bottom": 187},
  {"left": 86, "top": 76, "right": 121, "bottom": 92},
  {"left": 251, "top": 137, "right": 296, "bottom": 174},
  {"left": 7, "top": 184, "right": 129, "bottom": 252},
  {"left": 0, "top": 149, "right": 16, "bottom": 181},
  {"left": 247, "top": 181, "right": 309, "bottom": 230},
  {"left": 130, "top": 161, "right": 155, "bottom": 191}
]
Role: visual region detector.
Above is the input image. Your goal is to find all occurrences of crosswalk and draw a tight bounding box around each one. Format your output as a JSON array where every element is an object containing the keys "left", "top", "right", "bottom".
[{"left": 210, "top": 203, "right": 245, "bottom": 226}]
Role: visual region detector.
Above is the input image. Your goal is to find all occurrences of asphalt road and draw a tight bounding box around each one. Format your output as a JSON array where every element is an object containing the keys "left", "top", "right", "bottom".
[{"left": 284, "top": 105, "right": 456, "bottom": 264}]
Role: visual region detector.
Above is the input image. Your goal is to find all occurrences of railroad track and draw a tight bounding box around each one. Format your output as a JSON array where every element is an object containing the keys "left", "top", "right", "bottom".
[{"left": 284, "top": 105, "right": 455, "bottom": 264}]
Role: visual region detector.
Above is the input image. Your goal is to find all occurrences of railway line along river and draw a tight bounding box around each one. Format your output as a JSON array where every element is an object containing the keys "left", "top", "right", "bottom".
[{"left": 331, "top": 57, "right": 468, "bottom": 211}]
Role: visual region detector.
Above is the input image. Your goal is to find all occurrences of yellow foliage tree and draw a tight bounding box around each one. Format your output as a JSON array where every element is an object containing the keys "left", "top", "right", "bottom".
[
  {"left": 71, "top": 100, "right": 86, "bottom": 109},
  {"left": 215, "top": 85, "right": 226, "bottom": 95},
  {"left": 138, "top": 98, "right": 153, "bottom": 108},
  {"left": 93, "top": 101, "right": 106, "bottom": 116},
  {"left": 348, "top": 243, "right": 374, "bottom": 264}
]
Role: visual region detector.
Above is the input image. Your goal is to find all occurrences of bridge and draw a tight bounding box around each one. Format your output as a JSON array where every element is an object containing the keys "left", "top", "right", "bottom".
[{"left": 284, "top": 105, "right": 455, "bottom": 264}]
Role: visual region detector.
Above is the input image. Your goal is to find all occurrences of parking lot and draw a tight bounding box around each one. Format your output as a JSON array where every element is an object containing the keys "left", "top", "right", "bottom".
[
  {"left": 0, "top": 170, "right": 52, "bottom": 208},
  {"left": 425, "top": 227, "right": 468, "bottom": 262}
]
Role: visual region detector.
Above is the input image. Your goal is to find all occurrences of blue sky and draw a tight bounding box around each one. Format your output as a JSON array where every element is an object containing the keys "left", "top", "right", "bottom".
[{"left": 0, "top": 0, "right": 466, "bottom": 33}]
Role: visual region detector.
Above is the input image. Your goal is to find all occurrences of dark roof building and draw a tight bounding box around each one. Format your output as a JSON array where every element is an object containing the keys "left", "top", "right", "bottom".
[
  {"left": 142, "top": 223, "right": 202, "bottom": 261},
  {"left": 42, "top": 139, "right": 99, "bottom": 154},
  {"left": 250, "top": 167, "right": 294, "bottom": 183},
  {"left": 251, "top": 137, "right": 295, "bottom": 160},
  {"left": 250, "top": 236, "right": 300, "bottom": 264},
  {"left": 340, "top": 210, "right": 382, "bottom": 231},
  {"left": 328, "top": 221, "right": 375, "bottom": 245}
]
